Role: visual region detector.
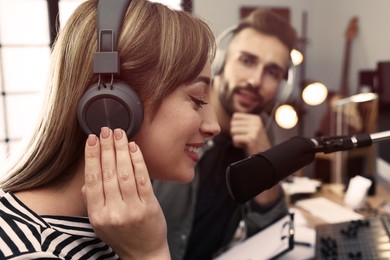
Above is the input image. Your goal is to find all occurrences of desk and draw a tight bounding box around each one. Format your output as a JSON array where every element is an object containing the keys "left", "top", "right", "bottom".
[
  {"left": 290, "top": 182, "right": 390, "bottom": 228},
  {"left": 219, "top": 181, "right": 390, "bottom": 260},
  {"left": 282, "top": 181, "right": 390, "bottom": 259}
]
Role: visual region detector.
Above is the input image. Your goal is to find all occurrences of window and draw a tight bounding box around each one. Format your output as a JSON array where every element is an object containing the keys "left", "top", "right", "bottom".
[
  {"left": 149, "top": 0, "right": 182, "bottom": 10},
  {"left": 0, "top": 0, "right": 187, "bottom": 170},
  {"left": 0, "top": 0, "right": 85, "bottom": 169}
]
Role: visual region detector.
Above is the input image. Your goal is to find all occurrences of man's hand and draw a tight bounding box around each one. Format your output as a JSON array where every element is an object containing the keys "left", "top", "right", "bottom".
[
  {"left": 230, "top": 112, "right": 271, "bottom": 155},
  {"left": 230, "top": 113, "right": 283, "bottom": 207}
]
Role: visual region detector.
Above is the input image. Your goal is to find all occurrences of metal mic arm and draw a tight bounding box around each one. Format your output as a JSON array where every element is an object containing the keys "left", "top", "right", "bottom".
[
  {"left": 311, "top": 133, "right": 371, "bottom": 154},
  {"left": 371, "top": 130, "right": 390, "bottom": 143},
  {"left": 310, "top": 130, "right": 390, "bottom": 154}
]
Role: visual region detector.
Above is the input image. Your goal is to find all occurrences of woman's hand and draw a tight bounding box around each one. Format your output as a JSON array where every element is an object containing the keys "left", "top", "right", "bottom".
[{"left": 82, "top": 127, "right": 170, "bottom": 260}]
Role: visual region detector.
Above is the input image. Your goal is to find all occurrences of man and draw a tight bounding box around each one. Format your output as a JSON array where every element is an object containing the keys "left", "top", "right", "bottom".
[{"left": 153, "top": 8, "right": 297, "bottom": 260}]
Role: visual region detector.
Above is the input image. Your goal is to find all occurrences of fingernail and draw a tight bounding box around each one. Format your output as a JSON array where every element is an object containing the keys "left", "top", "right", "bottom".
[
  {"left": 87, "top": 134, "right": 97, "bottom": 146},
  {"left": 129, "top": 141, "right": 138, "bottom": 153},
  {"left": 114, "top": 129, "right": 123, "bottom": 140},
  {"left": 101, "top": 127, "right": 110, "bottom": 139}
]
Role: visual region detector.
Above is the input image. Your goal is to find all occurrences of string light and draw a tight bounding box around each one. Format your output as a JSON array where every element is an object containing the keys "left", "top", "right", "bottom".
[
  {"left": 275, "top": 104, "right": 298, "bottom": 129},
  {"left": 302, "top": 82, "right": 328, "bottom": 106},
  {"left": 290, "top": 49, "right": 303, "bottom": 66}
]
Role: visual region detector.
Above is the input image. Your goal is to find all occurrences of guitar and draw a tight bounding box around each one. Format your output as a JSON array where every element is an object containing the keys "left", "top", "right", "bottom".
[
  {"left": 340, "top": 17, "right": 358, "bottom": 96},
  {"left": 317, "top": 17, "right": 361, "bottom": 136}
]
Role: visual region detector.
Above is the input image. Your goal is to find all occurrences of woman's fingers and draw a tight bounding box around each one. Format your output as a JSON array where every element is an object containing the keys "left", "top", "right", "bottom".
[
  {"left": 126, "top": 141, "right": 153, "bottom": 202},
  {"left": 84, "top": 134, "right": 104, "bottom": 212},
  {"left": 114, "top": 129, "right": 138, "bottom": 200},
  {"left": 84, "top": 127, "right": 146, "bottom": 208},
  {"left": 99, "top": 127, "right": 123, "bottom": 203}
]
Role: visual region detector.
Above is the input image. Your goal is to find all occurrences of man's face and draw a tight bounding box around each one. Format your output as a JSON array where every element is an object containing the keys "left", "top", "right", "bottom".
[{"left": 216, "top": 28, "right": 290, "bottom": 115}]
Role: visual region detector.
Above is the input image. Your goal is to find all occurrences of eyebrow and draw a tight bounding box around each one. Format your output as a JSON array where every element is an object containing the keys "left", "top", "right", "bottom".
[
  {"left": 241, "top": 51, "right": 286, "bottom": 74},
  {"left": 191, "top": 76, "right": 211, "bottom": 86}
]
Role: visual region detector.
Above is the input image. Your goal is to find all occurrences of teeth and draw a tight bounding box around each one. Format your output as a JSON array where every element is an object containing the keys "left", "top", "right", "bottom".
[{"left": 185, "top": 145, "right": 200, "bottom": 154}]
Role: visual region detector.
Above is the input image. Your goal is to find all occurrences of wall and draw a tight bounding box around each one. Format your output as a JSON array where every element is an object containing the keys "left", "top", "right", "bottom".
[{"left": 193, "top": 0, "right": 390, "bottom": 138}]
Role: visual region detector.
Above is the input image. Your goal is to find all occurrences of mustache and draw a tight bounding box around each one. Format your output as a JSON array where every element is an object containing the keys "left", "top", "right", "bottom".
[{"left": 234, "top": 85, "right": 262, "bottom": 100}]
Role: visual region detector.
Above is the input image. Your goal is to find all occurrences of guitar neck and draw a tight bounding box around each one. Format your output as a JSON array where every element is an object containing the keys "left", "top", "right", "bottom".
[
  {"left": 339, "top": 39, "right": 352, "bottom": 96},
  {"left": 339, "top": 17, "right": 358, "bottom": 97}
]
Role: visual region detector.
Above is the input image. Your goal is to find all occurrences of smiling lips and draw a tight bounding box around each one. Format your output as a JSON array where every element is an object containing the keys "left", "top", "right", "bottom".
[{"left": 185, "top": 145, "right": 202, "bottom": 162}]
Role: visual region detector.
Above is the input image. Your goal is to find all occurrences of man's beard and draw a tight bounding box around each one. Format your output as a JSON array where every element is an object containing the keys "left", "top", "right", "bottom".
[
  {"left": 218, "top": 80, "right": 236, "bottom": 116},
  {"left": 217, "top": 79, "right": 270, "bottom": 116}
]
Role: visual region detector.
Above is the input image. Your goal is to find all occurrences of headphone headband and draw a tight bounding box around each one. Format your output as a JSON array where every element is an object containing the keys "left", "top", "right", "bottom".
[
  {"left": 93, "top": 0, "right": 131, "bottom": 74},
  {"left": 78, "top": 0, "right": 144, "bottom": 138},
  {"left": 215, "top": 24, "right": 239, "bottom": 45},
  {"left": 211, "top": 25, "right": 238, "bottom": 77}
]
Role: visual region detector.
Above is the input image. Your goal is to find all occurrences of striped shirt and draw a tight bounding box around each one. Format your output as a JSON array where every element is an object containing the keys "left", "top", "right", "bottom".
[{"left": 0, "top": 189, "right": 119, "bottom": 259}]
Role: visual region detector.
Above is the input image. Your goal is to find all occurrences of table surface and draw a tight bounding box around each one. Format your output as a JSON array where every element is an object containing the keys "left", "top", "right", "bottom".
[{"left": 289, "top": 181, "right": 390, "bottom": 228}]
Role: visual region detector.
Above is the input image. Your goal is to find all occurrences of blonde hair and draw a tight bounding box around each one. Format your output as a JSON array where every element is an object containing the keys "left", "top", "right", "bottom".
[{"left": 1, "top": 0, "right": 215, "bottom": 192}]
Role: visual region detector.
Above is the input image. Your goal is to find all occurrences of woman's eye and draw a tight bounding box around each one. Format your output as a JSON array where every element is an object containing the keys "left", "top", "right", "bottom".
[{"left": 189, "top": 96, "right": 208, "bottom": 110}]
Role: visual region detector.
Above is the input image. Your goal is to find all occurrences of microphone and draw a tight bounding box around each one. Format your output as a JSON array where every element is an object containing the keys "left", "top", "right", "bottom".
[{"left": 226, "top": 130, "right": 390, "bottom": 204}]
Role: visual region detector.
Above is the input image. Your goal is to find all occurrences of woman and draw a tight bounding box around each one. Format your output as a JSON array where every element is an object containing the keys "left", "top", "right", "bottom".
[{"left": 0, "top": 0, "right": 220, "bottom": 259}]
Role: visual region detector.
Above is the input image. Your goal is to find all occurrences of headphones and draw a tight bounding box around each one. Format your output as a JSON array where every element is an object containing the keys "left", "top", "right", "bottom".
[
  {"left": 77, "top": 0, "right": 144, "bottom": 139},
  {"left": 211, "top": 25, "right": 295, "bottom": 106}
]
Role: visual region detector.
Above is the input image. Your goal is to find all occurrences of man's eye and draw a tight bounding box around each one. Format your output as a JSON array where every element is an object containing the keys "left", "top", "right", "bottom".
[
  {"left": 265, "top": 67, "right": 284, "bottom": 80},
  {"left": 239, "top": 56, "right": 255, "bottom": 66},
  {"left": 189, "top": 96, "right": 208, "bottom": 109}
]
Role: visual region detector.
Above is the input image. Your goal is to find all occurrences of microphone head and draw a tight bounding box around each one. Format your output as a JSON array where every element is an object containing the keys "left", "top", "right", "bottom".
[
  {"left": 226, "top": 136, "right": 316, "bottom": 204},
  {"left": 226, "top": 154, "right": 276, "bottom": 204}
]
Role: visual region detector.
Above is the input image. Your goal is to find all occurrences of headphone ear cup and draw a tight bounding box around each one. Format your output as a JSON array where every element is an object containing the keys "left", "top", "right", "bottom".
[
  {"left": 78, "top": 81, "right": 144, "bottom": 139},
  {"left": 211, "top": 48, "right": 226, "bottom": 77},
  {"left": 275, "top": 65, "right": 295, "bottom": 105},
  {"left": 212, "top": 25, "right": 239, "bottom": 77},
  {"left": 275, "top": 79, "right": 291, "bottom": 105}
]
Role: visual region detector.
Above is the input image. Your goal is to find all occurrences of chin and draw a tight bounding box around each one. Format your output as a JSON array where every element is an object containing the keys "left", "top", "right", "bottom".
[
  {"left": 174, "top": 169, "right": 195, "bottom": 184},
  {"left": 153, "top": 168, "right": 195, "bottom": 184},
  {"left": 179, "top": 174, "right": 195, "bottom": 184}
]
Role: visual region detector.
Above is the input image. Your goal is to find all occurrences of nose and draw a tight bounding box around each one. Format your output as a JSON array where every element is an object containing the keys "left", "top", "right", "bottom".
[
  {"left": 246, "top": 64, "right": 265, "bottom": 88},
  {"left": 200, "top": 105, "right": 221, "bottom": 138}
]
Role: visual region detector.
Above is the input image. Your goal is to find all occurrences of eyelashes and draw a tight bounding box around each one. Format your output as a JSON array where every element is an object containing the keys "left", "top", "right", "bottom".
[{"left": 189, "top": 95, "right": 208, "bottom": 109}]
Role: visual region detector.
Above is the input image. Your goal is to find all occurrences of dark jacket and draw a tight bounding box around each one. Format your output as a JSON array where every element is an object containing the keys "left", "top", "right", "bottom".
[{"left": 153, "top": 134, "right": 288, "bottom": 260}]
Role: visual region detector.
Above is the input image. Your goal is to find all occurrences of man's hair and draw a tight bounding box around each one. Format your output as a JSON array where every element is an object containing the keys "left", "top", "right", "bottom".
[
  {"left": 238, "top": 8, "right": 297, "bottom": 52},
  {"left": 212, "top": 8, "right": 297, "bottom": 76}
]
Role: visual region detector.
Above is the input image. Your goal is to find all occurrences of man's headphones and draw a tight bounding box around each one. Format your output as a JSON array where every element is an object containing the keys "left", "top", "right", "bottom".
[
  {"left": 211, "top": 25, "right": 294, "bottom": 106},
  {"left": 77, "top": 0, "right": 143, "bottom": 138}
]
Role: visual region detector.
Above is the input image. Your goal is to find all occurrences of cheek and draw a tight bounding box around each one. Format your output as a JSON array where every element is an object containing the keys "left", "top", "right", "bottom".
[
  {"left": 224, "top": 63, "right": 242, "bottom": 85},
  {"left": 133, "top": 105, "right": 200, "bottom": 179},
  {"left": 262, "top": 82, "right": 280, "bottom": 100},
  {"left": 159, "top": 105, "right": 200, "bottom": 135}
]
